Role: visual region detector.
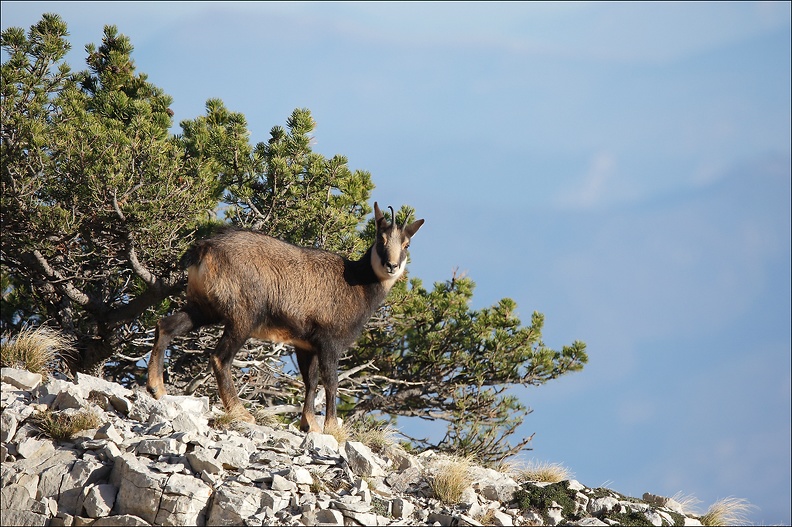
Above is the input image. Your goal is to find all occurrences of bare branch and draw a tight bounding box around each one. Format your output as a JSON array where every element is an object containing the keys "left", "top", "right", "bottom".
[{"left": 29, "top": 250, "right": 96, "bottom": 308}]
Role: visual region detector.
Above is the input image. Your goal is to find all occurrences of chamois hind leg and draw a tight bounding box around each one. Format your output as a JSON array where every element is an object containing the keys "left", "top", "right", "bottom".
[
  {"left": 147, "top": 309, "right": 202, "bottom": 399},
  {"left": 296, "top": 349, "right": 322, "bottom": 433},
  {"left": 210, "top": 323, "right": 255, "bottom": 423}
]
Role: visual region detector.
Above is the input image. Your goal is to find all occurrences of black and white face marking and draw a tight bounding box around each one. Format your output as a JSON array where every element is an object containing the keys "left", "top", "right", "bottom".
[{"left": 371, "top": 203, "right": 424, "bottom": 283}]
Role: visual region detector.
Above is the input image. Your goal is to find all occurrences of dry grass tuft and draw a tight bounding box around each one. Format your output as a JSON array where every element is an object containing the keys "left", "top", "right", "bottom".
[
  {"left": 210, "top": 405, "right": 254, "bottom": 430},
  {"left": 517, "top": 459, "right": 574, "bottom": 483},
  {"left": 325, "top": 419, "right": 351, "bottom": 445},
  {"left": 672, "top": 491, "right": 703, "bottom": 516},
  {"left": 33, "top": 408, "right": 101, "bottom": 442},
  {"left": 250, "top": 407, "right": 280, "bottom": 428},
  {"left": 477, "top": 508, "right": 498, "bottom": 525},
  {"left": 1, "top": 325, "right": 74, "bottom": 379},
  {"left": 700, "top": 497, "right": 755, "bottom": 526},
  {"left": 429, "top": 455, "right": 472, "bottom": 505},
  {"left": 352, "top": 422, "right": 399, "bottom": 454}
]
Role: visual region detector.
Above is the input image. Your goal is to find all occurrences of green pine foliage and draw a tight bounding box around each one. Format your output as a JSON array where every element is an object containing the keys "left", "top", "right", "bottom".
[{"left": 1, "top": 14, "right": 587, "bottom": 463}]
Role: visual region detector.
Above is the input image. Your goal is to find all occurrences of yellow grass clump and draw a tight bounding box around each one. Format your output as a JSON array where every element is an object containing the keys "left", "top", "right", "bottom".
[
  {"left": 1, "top": 325, "right": 74, "bottom": 379},
  {"left": 429, "top": 455, "right": 472, "bottom": 505},
  {"left": 33, "top": 409, "right": 101, "bottom": 442},
  {"left": 700, "top": 497, "right": 755, "bottom": 526},
  {"left": 517, "top": 459, "right": 575, "bottom": 483}
]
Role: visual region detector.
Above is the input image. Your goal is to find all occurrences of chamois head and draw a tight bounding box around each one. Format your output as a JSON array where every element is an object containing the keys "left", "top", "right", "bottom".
[{"left": 372, "top": 202, "right": 424, "bottom": 282}]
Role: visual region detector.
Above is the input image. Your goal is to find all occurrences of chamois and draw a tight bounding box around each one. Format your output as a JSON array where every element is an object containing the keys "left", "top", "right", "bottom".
[{"left": 146, "top": 202, "right": 424, "bottom": 432}]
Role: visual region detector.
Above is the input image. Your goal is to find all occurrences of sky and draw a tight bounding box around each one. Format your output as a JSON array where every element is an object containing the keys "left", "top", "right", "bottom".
[{"left": 2, "top": 1, "right": 790, "bottom": 524}]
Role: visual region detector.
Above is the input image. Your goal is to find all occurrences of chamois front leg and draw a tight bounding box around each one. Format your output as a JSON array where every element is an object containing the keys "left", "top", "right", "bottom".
[
  {"left": 319, "top": 346, "right": 342, "bottom": 434},
  {"left": 296, "top": 349, "right": 322, "bottom": 433},
  {"left": 210, "top": 324, "right": 255, "bottom": 424}
]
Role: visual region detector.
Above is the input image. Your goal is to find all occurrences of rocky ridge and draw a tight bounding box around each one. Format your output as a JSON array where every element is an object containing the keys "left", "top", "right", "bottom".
[{"left": 1, "top": 366, "right": 705, "bottom": 526}]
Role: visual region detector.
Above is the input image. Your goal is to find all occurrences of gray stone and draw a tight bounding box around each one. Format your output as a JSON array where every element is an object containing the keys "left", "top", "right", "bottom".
[
  {"left": 16, "top": 437, "right": 54, "bottom": 459},
  {"left": 206, "top": 484, "right": 264, "bottom": 526},
  {"left": 385, "top": 465, "right": 422, "bottom": 493},
  {"left": 260, "top": 489, "right": 289, "bottom": 514},
  {"left": 428, "top": 511, "right": 455, "bottom": 525},
  {"left": 52, "top": 389, "right": 88, "bottom": 411},
  {"left": 644, "top": 509, "right": 665, "bottom": 526},
  {"left": 300, "top": 432, "right": 339, "bottom": 453},
  {"left": 111, "top": 453, "right": 168, "bottom": 524},
  {"left": 59, "top": 458, "right": 113, "bottom": 515},
  {"left": 154, "top": 472, "right": 212, "bottom": 526},
  {"left": 160, "top": 394, "right": 210, "bottom": 415},
  {"left": 171, "top": 411, "right": 209, "bottom": 435},
  {"left": 0, "top": 509, "right": 48, "bottom": 526},
  {"left": 95, "top": 422, "right": 123, "bottom": 444},
  {"left": 33, "top": 378, "right": 75, "bottom": 407},
  {"left": 1, "top": 367, "right": 43, "bottom": 390},
  {"left": 136, "top": 438, "right": 187, "bottom": 457},
  {"left": 331, "top": 498, "right": 371, "bottom": 514},
  {"left": 314, "top": 508, "right": 344, "bottom": 525},
  {"left": 186, "top": 447, "right": 224, "bottom": 474},
  {"left": 288, "top": 466, "right": 314, "bottom": 486},
  {"left": 215, "top": 443, "right": 250, "bottom": 469},
  {"left": 271, "top": 473, "right": 297, "bottom": 492},
  {"left": 391, "top": 497, "right": 415, "bottom": 519},
  {"left": 76, "top": 373, "right": 134, "bottom": 415},
  {"left": 547, "top": 503, "right": 564, "bottom": 526},
  {"left": 83, "top": 484, "right": 117, "bottom": 518},
  {"left": 92, "top": 515, "right": 152, "bottom": 526},
  {"left": 574, "top": 518, "right": 609, "bottom": 526},
  {"left": 480, "top": 481, "right": 518, "bottom": 502},
  {"left": 344, "top": 441, "right": 385, "bottom": 477},
  {"left": 1, "top": 410, "right": 19, "bottom": 443},
  {"left": 16, "top": 473, "right": 40, "bottom": 502},
  {"left": 589, "top": 496, "right": 619, "bottom": 515},
  {"left": 387, "top": 446, "right": 422, "bottom": 472},
  {"left": 491, "top": 510, "right": 514, "bottom": 526},
  {"left": 1, "top": 483, "right": 36, "bottom": 511}
]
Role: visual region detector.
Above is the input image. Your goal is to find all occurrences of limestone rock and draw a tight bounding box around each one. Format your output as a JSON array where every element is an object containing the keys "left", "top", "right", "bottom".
[
  {"left": 206, "top": 484, "right": 265, "bottom": 526},
  {"left": 0, "top": 367, "right": 717, "bottom": 527},
  {"left": 344, "top": 440, "right": 386, "bottom": 477},
  {"left": 154, "top": 472, "right": 212, "bottom": 526},
  {"left": 186, "top": 446, "right": 224, "bottom": 474},
  {"left": 300, "top": 431, "right": 339, "bottom": 453},
  {"left": 1, "top": 367, "right": 43, "bottom": 391},
  {"left": 83, "top": 484, "right": 117, "bottom": 518},
  {"left": 111, "top": 453, "right": 169, "bottom": 523}
]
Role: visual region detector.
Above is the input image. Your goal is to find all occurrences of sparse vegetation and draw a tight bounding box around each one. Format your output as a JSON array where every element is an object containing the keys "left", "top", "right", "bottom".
[
  {"left": 515, "top": 480, "right": 580, "bottom": 524},
  {"left": 700, "top": 497, "right": 755, "bottom": 526},
  {"left": 517, "top": 459, "right": 575, "bottom": 483},
  {"left": 672, "top": 491, "right": 703, "bottom": 516},
  {"left": 326, "top": 420, "right": 351, "bottom": 445},
  {"left": 352, "top": 421, "right": 399, "bottom": 454},
  {"left": 0, "top": 326, "right": 74, "bottom": 379},
  {"left": 210, "top": 406, "right": 254, "bottom": 430},
  {"left": 250, "top": 408, "right": 280, "bottom": 428},
  {"left": 477, "top": 508, "right": 497, "bottom": 525},
  {"left": 32, "top": 408, "right": 101, "bottom": 442},
  {"left": 429, "top": 456, "right": 472, "bottom": 505}
]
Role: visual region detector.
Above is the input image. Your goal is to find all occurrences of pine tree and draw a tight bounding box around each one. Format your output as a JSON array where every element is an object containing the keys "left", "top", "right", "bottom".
[{"left": 1, "top": 15, "right": 587, "bottom": 463}]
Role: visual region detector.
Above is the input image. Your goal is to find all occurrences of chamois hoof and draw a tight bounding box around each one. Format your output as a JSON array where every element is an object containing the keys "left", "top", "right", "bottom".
[{"left": 146, "top": 384, "right": 166, "bottom": 400}]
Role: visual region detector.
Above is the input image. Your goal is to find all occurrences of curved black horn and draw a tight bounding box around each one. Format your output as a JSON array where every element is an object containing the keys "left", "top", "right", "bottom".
[{"left": 388, "top": 205, "right": 395, "bottom": 226}]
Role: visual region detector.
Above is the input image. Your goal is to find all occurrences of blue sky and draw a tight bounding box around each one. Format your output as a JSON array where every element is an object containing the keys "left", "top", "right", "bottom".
[{"left": 3, "top": 2, "right": 790, "bottom": 524}]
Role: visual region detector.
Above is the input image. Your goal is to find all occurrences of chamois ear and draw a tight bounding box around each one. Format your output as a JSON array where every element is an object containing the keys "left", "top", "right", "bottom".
[{"left": 404, "top": 218, "right": 424, "bottom": 238}]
